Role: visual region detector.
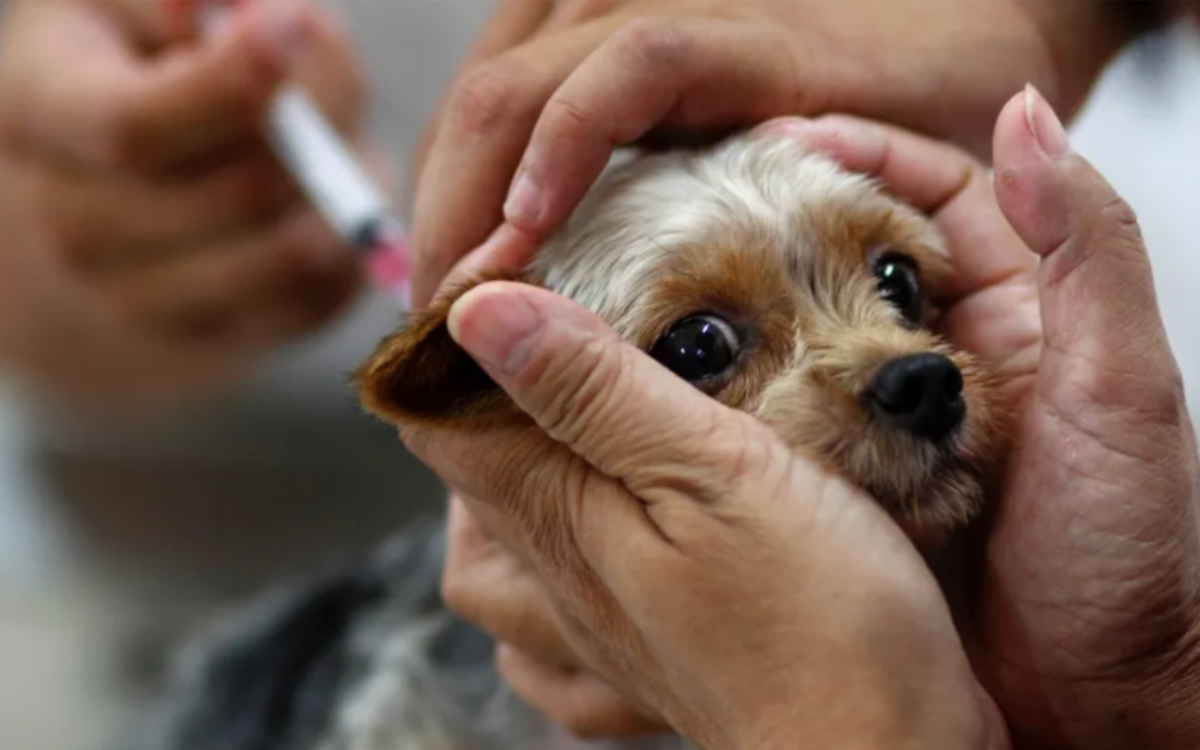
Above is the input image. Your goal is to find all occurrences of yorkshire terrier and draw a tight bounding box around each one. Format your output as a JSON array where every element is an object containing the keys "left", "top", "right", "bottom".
[{"left": 129, "top": 126, "right": 1005, "bottom": 750}]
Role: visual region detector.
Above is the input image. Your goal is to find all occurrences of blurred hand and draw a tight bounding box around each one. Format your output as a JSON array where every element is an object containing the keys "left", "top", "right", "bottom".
[
  {"left": 407, "top": 0, "right": 1134, "bottom": 306},
  {"left": 438, "top": 91, "right": 1200, "bottom": 748},
  {"left": 0, "top": 0, "right": 366, "bottom": 410},
  {"left": 407, "top": 281, "right": 1006, "bottom": 750}
]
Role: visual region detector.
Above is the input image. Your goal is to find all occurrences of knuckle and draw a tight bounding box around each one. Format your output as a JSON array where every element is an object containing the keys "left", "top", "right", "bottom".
[
  {"left": 533, "top": 333, "right": 632, "bottom": 446},
  {"left": 1045, "top": 194, "right": 1149, "bottom": 292},
  {"left": 539, "top": 95, "right": 597, "bottom": 146},
  {"left": 1095, "top": 194, "right": 1144, "bottom": 245},
  {"left": 706, "top": 411, "right": 779, "bottom": 490},
  {"left": 611, "top": 17, "right": 692, "bottom": 69},
  {"left": 444, "top": 59, "right": 527, "bottom": 137}
]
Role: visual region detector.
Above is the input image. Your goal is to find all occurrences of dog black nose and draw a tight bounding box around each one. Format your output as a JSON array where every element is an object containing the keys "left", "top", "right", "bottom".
[{"left": 868, "top": 353, "right": 965, "bottom": 442}]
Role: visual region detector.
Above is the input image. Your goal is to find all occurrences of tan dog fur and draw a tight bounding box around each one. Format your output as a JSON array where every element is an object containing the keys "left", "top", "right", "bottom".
[{"left": 357, "top": 130, "right": 1007, "bottom": 545}]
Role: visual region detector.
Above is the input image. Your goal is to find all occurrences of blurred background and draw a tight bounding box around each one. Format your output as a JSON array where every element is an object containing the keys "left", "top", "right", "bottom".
[{"left": 0, "top": 5, "right": 1197, "bottom": 750}]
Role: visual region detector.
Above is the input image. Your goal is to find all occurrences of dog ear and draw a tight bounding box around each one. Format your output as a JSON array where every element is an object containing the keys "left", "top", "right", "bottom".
[{"left": 355, "top": 274, "right": 533, "bottom": 428}]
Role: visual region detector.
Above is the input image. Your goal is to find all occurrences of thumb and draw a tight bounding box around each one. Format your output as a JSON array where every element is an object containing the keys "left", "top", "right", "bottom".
[
  {"left": 992, "top": 85, "right": 1186, "bottom": 434},
  {"left": 445, "top": 282, "right": 790, "bottom": 504}
]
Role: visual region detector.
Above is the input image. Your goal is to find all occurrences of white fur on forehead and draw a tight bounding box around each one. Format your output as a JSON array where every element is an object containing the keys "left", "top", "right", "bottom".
[{"left": 529, "top": 133, "right": 945, "bottom": 336}]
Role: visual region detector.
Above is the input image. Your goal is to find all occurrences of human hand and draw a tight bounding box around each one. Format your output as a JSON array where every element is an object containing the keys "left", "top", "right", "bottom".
[
  {"left": 442, "top": 494, "right": 671, "bottom": 737},
  {"left": 407, "top": 0, "right": 1135, "bottom": 307},
  {"left": 405, "top": 283, "right": 1006, "bottom": 750},
  {"left": 436, "top": 90, "right": 1200, "bottom": 748},
  {"left": 431, "top": 100, "right": 1045, "bottom": 738},
  {"left": 969, "top": 89, "right": 1200, "bottom": 750},
  {"left": 699, "top": 93, "right": 1200, "bottom": 749},
  {"left": 0, "top": 0, "right": 366, "bottom": 409}
]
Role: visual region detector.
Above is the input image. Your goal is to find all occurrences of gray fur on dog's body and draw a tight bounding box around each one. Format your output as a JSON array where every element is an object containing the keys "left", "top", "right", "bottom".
[{"left": 132, "top": 519, "right": 691, "bottom": 750}]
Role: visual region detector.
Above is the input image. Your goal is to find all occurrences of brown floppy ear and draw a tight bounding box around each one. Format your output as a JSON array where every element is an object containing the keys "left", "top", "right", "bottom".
[{"left": 354, "top": 275, "right": 533, "bottom": 429}]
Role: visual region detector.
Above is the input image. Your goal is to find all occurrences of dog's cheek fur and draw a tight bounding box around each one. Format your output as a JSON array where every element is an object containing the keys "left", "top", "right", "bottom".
[{"left": 753, "top": 288, "right": 1008, "bottom": 548}]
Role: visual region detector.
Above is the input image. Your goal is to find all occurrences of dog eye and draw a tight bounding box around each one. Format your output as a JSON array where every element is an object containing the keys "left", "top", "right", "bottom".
[
  {"left": 650, "top": 314, "right": 740, "bottom": 383},
  {"left": 873, "top": 253, "right": 924, "bottom": 325}
]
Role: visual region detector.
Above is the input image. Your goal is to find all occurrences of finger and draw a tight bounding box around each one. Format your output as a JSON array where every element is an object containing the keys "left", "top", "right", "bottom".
[
  {"left": 496, "top": 644, "right": 668, "bottom": 739},
  {"left": 754, "top": 115, "right": 974, "bottom": 213},
  {"left": 407, "top": 283, "right": 821, "bottom": 631},
  {"left": 440, "top": 282, "right": 793, "bottom": 508},
  {"left": 284, "top": 1, "right": 366, "bottom": 141},
  {"left": 442, "top": 496, "right": 582, "bottom": 667},
  {"left": 410, "top": 11, "right": 647, "bottom": 307},
  {"left": 755, "top": 115, "right": 1038, "bottom": 303},
  {"left": 11, "top": 0, "right": 323, "bottom": 172},
  {"left": 218, "top": 255, "right": 360, "bottom": 350},
  {"left": 408, "top": 0, "right": 554, "bottom": 194},
  {"left": 992, "top": 86, "right": 1184, "bottom": 424},
  {"left": 96, "top": 208, "right": 352, "bottom": 340},
  {"left": 409, "top": 426, "right": 652, "bottom": 619},
  {"left": 93, "top": 0, "right": 185, "bottom": 44},
  {"left": 42, "top": 147, "right": 298, "bottom": 271},
  {"left": 463, "top": 0, "right": 557, "bottom": 64},
  {"left": 502, "top": 15, "right": 811, "bottom": 238},
  {"left": 430, "top": 224, "right": 539, "bottom": 305},
  {"left": 752, "top": 114, "right": 1043, "bottom": 396}
]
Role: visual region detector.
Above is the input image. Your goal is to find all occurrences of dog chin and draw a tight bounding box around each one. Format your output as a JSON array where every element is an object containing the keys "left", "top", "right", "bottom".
[{"left": 863, "top": 453, "right": 988, "bottom": 550}]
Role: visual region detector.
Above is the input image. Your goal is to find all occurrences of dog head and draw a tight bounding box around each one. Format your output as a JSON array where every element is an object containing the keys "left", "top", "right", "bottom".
[{"left": 357, "top": 130, "right": 1004, "bottom": 542}]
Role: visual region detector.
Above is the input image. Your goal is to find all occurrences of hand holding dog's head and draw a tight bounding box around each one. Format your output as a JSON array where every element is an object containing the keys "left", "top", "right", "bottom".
[
  {"left": 359, "top": 125, "right": 1008, "bottom": 540},
  {"left": 361, "top": 230, "right": 1003, "bottom": 750}
]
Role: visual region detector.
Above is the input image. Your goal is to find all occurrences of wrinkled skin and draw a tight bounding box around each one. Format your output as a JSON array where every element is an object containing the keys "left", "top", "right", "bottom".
[
  {"left": 407, "top": 0, "right": 1134, "bottom": 307},
  {"left": 428, "top": 93, "right": 1200, "bottom": 749}
]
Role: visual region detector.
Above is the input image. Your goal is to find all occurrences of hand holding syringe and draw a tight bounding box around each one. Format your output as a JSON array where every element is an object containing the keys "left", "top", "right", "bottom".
[{"left": 196, "top": 0, "right": 412, "bottom": 308}]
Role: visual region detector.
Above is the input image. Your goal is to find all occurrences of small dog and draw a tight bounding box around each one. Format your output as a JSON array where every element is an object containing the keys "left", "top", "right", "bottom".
[{"left": 130, "top": 127, "right": 1005, "bottom": 750}]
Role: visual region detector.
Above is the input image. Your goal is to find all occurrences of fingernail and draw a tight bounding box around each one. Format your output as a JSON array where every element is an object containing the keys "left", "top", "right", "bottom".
[
  {"left": 249, "top": 1, "right": 310, "bottom": 65},
  {"left": 448, "top": 285, "right": 542, "bottom": 374},
  {"left": 1023, "top": 83, "right": 1071, "bottom": 159},
  {"left": 504, "top": 170, "right": 544, "bottom": 228}
]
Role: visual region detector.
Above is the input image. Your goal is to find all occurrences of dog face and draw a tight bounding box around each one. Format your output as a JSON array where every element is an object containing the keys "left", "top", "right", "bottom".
[{"left": 358, "top": 131, "right": 1004, "bottom": 541}]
